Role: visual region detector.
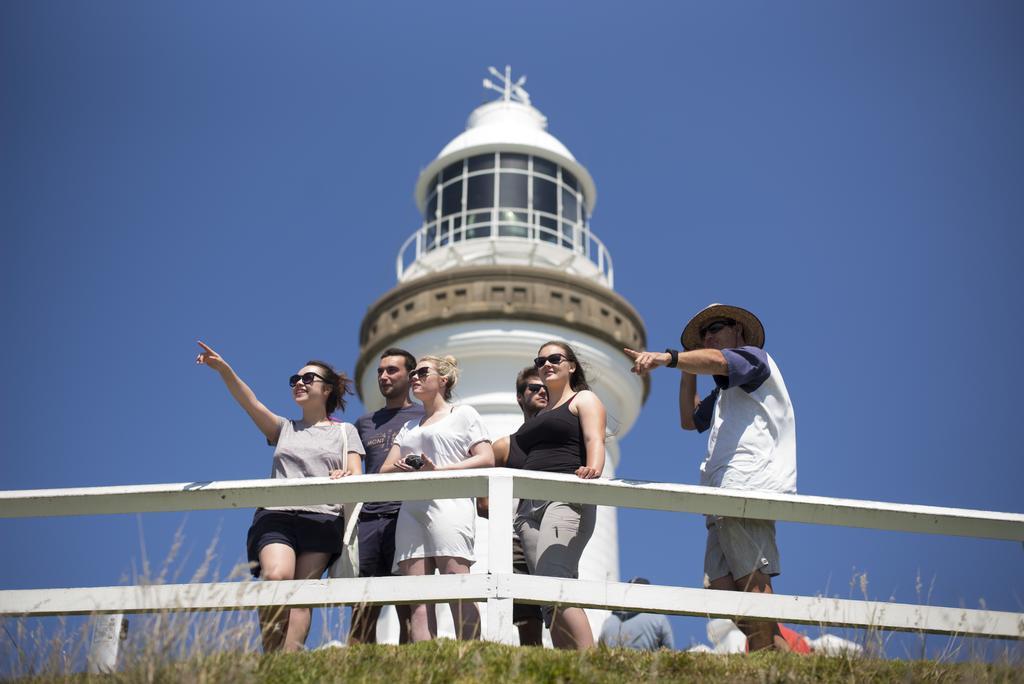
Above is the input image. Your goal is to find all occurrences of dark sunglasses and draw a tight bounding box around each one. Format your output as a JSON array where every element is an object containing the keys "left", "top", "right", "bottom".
[
  {"left": 700, "top": 319, "right": 736, "bottom": 338},
  {"left": 525, "top": 383, "right": 546, "bottom": 393},
  {"left": 411, "top": 367, "right": 436, "bottom": 380},
  {"left": 534, "top": 353, "right": 568, "bottom": 368},
  {"left": 289, "top": 372, "right": 329, "bottom": 387}
]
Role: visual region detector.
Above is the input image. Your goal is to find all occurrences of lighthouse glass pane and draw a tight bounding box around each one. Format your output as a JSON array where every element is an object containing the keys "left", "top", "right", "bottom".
[
  {"left": 561, "top": 188, "right": 578, "bottom": 221},
  {"left": 561, "top": 222, "right": 575, "bottom": 249},
  {"left": 533, "top": 156, "right": 557, "bottom": 178},
  {"left": 465, "top": 211, "right": 492, "bottom": 240},
  {"left": 441, "top": 181, "right": 462, "bottom": 216},
  {"left": 499, "top": 211, "right": 529, "bottom": 238},
  {"left": 499, "top": 153, "right": 528, "bottom": 170},
  {"left": 426, "top": 193, "right": 437, "bottom": 220},
  {"left": 539, "top": 215, "right": 559, "bottom": 244},
  {"left": 441, "top": 161, "right": 463, "bottom": 183},
  {"left": 466, "top": 174, "right": 495, "bottom": 210},
  {"left": 562, "top": 169, "right": 579, "bottom": 191},
  {"left": 499, "top": 173, "right": 528, "bottom": 209},
  {"left": 533, "top": 178, "right": 557, "bottom": 214},
  {"left": 468, "top": 154, "right": 494, "bottom": 172}
]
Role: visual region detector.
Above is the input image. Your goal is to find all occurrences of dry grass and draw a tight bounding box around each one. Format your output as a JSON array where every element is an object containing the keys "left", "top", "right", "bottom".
[
  {"left": 3, "top": 523, "right": 1021, "bottom": 681},
  {"left": 3, "top": 640, "right": 1023, "bottom": 684}
]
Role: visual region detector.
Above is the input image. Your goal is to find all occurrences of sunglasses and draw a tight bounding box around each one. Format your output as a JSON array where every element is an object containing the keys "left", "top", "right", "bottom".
[
  {"left": 534, "top": 353, "right": 568, "bottom": 369},
  {"left": 700, "top": 319, "right": 736, "bottom": 338},
  {"left": 289, "top": 372, "right": 329, "bottom": 388},
  {"left": 525, "top": 383, "right": 546, "bottom": 393},
  {"left": 411, "top": 367, "right": 436, "bottom": 380}
]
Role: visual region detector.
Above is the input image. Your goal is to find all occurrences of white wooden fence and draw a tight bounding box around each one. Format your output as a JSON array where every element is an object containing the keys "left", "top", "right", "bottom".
[{"left": 1, "top": 468, "right": 1022, "bottom": 646}]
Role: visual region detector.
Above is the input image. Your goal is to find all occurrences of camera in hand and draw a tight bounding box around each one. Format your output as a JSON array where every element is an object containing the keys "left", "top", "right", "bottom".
[{"left": 404, "top": 454, "right": 424, "bottom": 470}]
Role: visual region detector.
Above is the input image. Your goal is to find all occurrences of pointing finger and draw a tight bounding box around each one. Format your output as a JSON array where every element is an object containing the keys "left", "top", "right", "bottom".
[{"left": 196, "top": 340, "right": 215, "bottom": 354}]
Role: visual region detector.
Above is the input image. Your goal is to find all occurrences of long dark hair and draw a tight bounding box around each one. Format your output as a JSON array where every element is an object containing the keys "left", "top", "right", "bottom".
[
  {"left": 306, "top": 359, "right": 353, "bottom": 415},
  {"left": 538, "top": 341, "right": 590, "bottom": 392}
]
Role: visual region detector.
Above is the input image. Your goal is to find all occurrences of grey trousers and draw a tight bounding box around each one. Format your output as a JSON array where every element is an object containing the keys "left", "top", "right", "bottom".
[{"left": 514, "top": 500, "right": 596, "bottom": 626}]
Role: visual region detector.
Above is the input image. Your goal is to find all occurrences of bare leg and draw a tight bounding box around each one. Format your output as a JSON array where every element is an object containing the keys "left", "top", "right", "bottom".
[
  {"left": 710, "top": 571, "right": 783, "bottom": 652},
  {"left": 257, "top": 543, "right": 296, "bottom": 652},
  {"left": 399, "top": 557, "right": 437, "bottom": 642},
  {"left": 550, "top": 606, "right": 593, "bottom": 650},
  {"left": 437, "top": 556, "right": 479, "bottom": 640},
  {"left": 733, "top": 570, "right": 782, "bottom": 652},
  {"left": 278, "top": 551, "right": 330, "bottom": 652}
]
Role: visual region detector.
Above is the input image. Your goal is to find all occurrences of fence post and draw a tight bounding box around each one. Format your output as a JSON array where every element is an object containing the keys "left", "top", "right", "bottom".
[
  {"left": 87, "top": 613, "right": 125, "bottom": 673},
  {"left": 485, "top": 473, "right": 515, "bottom": 643}
]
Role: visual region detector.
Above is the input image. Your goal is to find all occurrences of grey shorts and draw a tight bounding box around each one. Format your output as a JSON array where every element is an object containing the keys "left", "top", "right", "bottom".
[
  {"left": 511, "top": 533, "right": 542, "bottom": 624},
  {"left": 514, "top": 500, "right": 596, "bottom": 627},
  {"left": 703, "top": 515, "right": 780, "bottom": 586}
]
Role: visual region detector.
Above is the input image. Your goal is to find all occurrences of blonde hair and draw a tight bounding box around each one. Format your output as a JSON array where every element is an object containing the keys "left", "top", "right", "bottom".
[{"left": 420, "top": 355, "right": 459, "bottom": 400}]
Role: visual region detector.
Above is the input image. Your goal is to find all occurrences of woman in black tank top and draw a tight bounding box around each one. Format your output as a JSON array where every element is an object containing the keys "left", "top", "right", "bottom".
[{"left": 509, "top": 341, "right": 607, "bottom": 650}]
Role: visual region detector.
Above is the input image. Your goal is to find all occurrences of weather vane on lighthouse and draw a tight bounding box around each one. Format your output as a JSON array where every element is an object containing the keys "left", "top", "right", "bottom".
[{"left": 482, "top": 65, "right": 530, "bottom": 105}]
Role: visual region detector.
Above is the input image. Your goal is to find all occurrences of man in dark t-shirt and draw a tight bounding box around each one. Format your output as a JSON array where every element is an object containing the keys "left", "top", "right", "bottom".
[{"left": 348, "top": 347, "right": 424, "bottom": 644}]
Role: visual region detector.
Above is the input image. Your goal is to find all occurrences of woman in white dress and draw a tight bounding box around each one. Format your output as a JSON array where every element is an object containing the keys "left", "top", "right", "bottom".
[{"left": 381, "top": 354, "right": 494, "bottom": 641}]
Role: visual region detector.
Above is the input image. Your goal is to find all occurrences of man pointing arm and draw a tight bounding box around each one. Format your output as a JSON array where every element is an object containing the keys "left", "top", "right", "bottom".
[{"left": 624, "top": 304, "right": 796, "bottom": 652}]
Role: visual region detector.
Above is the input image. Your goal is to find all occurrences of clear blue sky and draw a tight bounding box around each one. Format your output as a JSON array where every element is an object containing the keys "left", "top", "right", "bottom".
[{"left": 2, "top": 1, "right": 1021, "bottom": 661}]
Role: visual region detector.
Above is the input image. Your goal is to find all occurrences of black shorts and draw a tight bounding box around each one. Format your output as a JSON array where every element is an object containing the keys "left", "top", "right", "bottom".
[
  {"left": 357, "top": 511, "right": 399, "bottom": 577},
  {"left": 246, "top": 509, "right": 345, "bottom": 578}
]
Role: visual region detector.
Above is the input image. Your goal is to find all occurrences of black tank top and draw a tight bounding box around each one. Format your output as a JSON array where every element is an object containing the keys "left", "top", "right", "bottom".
[{"left": 509, "top": 394, "right": 585, "bottom": 474}]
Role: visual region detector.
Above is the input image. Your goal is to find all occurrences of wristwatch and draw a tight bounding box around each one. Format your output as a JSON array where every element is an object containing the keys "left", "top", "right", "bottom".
[{"left": 665, "top": 348, "right": 679, "bottom": 368}]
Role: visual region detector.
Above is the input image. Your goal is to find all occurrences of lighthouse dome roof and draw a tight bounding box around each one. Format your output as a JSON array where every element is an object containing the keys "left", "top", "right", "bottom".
[
  {"left": 439, "top": 100, "right": 576, "bottom": 161},
  {"left": 414, "top": 97, "right": 597, "bottom": 213}
]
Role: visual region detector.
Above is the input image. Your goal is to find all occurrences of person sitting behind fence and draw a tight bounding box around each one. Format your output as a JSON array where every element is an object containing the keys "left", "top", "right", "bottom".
[
  {"left": 380, "top": 355, "right": 494, "bottom": 642},
  {"left": 478, "top": 365, "right": 549, "bottom": 646},
  {"left": 507, "top": 341, "right": 607, "bottom": 651},
  {"left": 598, "top": 578, "right": 675, "bottom": 651},
  {"left": 195, "top": 341, "right": 364, "bottom": 653}
]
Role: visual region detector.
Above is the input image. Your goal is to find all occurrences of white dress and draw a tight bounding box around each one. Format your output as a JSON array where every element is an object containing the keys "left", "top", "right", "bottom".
[{"left": 392, "top": 405, "right": 490, "bottom": 568}]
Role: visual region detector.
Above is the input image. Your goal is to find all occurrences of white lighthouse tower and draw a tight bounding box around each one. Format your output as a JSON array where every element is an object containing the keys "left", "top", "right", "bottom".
[{"left": 355, "top": 66, "right": 647, "bottom": 642}]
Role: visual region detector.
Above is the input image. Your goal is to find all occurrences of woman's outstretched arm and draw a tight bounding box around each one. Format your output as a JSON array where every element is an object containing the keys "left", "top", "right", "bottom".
[{"left": 195, "top": 340, "right": 282, "bottom": 443}]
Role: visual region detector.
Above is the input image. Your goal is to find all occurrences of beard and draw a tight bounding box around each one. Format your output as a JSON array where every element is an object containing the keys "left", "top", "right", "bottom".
[{"left": 381, "top": 383, "right": 409, "bottom": 400}]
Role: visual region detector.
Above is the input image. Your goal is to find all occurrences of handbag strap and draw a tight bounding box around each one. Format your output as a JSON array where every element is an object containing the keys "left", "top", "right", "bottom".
[{"left": 337, "top": 422, "right": 362, "bottom": 544}]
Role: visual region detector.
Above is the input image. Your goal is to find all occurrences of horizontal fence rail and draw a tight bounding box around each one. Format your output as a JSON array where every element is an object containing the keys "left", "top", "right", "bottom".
[
  {"left": 2, "top": 469, "right": 1021, "bottom": 541},
  {"left": 2, "top": 575, "right": 1021, "bottom": 640},
  {"left": 1, "top": 469, "right": 1022, "bottom": 643}
]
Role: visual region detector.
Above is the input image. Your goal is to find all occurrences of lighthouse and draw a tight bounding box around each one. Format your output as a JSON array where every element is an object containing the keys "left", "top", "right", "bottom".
[{"left": 354, "top": 66, "right": 647, "bottom": 642}]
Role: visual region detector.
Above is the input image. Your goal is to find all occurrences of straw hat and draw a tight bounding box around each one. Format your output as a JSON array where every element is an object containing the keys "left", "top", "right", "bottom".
[{"left": 680, "top": 303, "right": 765, "bottom": 351}]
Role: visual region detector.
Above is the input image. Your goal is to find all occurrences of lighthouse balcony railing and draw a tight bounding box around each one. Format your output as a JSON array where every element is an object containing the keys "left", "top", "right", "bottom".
[
  {"left": 2, "top": 468, "right": 1023, "bottom": 645},
  {"left": 397, "top": 211, "right": 613, "bottom": 286}
]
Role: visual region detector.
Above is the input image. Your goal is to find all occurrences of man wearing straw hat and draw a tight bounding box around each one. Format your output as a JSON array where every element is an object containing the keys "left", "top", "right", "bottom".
[{"left": 624, "top": 304, "right": 796, "bottom": 652}]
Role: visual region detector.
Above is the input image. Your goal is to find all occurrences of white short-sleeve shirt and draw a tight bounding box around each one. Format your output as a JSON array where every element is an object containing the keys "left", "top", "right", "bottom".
[{"left": 392, "top": 405, "right": 490, "bottom": 567}]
